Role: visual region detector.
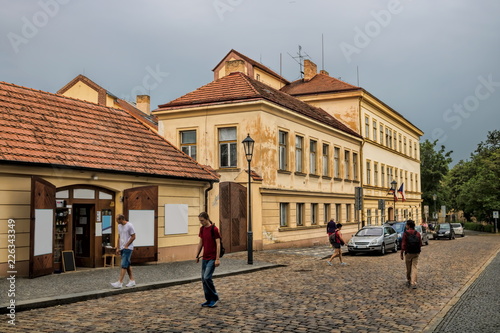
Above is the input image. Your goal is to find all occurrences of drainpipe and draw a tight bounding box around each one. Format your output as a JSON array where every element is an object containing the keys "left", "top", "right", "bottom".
[{"left": 204, "top": 181, "right": 214, "bottom": 213}]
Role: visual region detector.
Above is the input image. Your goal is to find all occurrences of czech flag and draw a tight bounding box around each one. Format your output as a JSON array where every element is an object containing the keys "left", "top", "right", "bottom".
[
  {"left": 387, "top": 187, "right": 398, "bottom": 202},
  {"left": 398, "top": 183, "right": 406, "bottom": 202}
]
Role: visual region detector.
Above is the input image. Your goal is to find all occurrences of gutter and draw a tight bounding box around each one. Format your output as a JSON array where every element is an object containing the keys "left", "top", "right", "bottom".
[{"left": 204, "top": 181, "right": 214, "bottom": 213}]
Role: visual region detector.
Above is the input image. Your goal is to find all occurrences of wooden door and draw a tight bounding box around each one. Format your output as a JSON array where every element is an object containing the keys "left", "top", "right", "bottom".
[
  {"left": 73, "top": 204, "right": 95, "bottom": 267},
  {"left": 30, "top": 177, "right": 56, "bottom": 278},
  {"left": 123, "top": 185, "right": 158, "bottom": 263},
  {"left": 219, "top": 182, "right": 247, "bottom": 253}
]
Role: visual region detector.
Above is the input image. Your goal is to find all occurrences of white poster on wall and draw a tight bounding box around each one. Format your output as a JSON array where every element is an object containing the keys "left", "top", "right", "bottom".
[
  {"left": 129, "top": 210, "right": 155, "bottom": 247},
  {"left": 34, "top": 209, "right": 53, "bottom": 256},
  {"left": 164, "top": 204, "right": 188, "bottom": 235}
]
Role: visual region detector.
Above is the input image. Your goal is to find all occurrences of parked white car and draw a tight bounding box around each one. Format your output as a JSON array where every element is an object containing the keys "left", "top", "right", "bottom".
[{"left": 451, "top": 223, "right": 465, "bottom": 237}]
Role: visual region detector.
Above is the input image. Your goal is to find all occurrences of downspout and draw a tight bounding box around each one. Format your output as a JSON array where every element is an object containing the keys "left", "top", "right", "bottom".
[{"left": 204, "top": 181, "right": 214, "bottom": 213}]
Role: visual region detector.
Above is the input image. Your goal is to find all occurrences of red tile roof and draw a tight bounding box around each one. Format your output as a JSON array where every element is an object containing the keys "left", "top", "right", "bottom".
[
  {"left": 157, "top": 72, "right": 360, "bottom": 138},
  {"left": 0, "top": 81, "right": 218, "bottom": 181},
  {"left": 280, "top": 73, "right": 361, "bottom": 96}
]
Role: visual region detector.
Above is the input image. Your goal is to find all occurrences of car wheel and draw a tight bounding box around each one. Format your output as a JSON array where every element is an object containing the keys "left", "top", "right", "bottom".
[
  {"left": 392, "top": 242, "right": 398, "bottom": 252},
  {"left": 462, "top": 233, "right": 465, "bottom": 237},
  {"left": 380, "top": 243, "right": 386, "bottom": 256}
]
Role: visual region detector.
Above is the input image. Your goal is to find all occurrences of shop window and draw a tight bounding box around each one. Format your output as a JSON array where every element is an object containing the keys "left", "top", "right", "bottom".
[{"left": 73, "top": 189, "right": 95, "bottom": 199}]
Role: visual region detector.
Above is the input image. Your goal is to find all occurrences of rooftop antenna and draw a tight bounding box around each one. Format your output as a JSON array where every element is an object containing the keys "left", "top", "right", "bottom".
[
  {"left": 321, "top": 34, "right": 324, "bottom": 71},
  {"left": 287, "top": 45, "right": 310, "bottom": 78}
]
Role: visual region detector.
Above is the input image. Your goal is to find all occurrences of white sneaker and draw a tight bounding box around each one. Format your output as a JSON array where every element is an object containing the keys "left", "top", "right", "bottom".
[
  {"left": 125, "top": 280, "right": 136, "bottom": 287},
  {"left": 111, "top": 281, "right": 123, "bottom": 288}
]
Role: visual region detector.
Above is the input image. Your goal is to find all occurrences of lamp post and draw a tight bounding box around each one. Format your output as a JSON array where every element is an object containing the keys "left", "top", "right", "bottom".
[
  {"left": 432, "top": 194, "right": 437, "bottom": 221},
  {"left": 242, "top": 134, "right": 255, "bottom": 265},
  {"left": 391, "top": 180, "right": 397, "bottom": 221}
]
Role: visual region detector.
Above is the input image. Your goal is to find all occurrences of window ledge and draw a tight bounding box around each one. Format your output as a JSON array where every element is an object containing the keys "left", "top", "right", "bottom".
[
  {"left": 279, "top": 225, "right": 325, "bottom": 232},
  {"left": 322, "top": 176, "right": 332, "bottom": 180},
  {"left": 309, "top": 174, "right": 320, "bottom": 178},
  {"left": 278, "top": 170, "right": 292, "bottom": 175},
  {"left": 294, "top": 172, "right": 307, "bottom": 177},
  {"left": 216, "top": 168, "right": 240, "bottom": 172}
]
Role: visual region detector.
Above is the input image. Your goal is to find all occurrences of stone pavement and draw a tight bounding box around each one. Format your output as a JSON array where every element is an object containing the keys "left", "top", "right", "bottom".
[{"left": 1, "top": 231, "right": 499, "bottom": 332}]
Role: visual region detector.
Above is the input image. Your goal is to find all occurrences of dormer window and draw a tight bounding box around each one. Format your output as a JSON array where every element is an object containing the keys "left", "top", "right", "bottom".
[{"left": 256, "top": 74, "right": 260, "bottom": 81}]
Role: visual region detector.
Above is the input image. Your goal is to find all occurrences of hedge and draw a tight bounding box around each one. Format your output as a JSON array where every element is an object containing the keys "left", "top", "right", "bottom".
[{"left": 464, "top": 222, "right": 495, "bottom": 233}]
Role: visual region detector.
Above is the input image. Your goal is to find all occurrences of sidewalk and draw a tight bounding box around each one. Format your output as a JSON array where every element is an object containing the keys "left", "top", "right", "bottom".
[{"left": 0, "top": 256, "right": 283, "bottom": 313}]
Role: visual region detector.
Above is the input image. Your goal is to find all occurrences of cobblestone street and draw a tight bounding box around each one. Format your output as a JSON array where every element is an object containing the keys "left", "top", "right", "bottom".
[{"left": 2, "top": 232, "right": 499, "bottom": 332}]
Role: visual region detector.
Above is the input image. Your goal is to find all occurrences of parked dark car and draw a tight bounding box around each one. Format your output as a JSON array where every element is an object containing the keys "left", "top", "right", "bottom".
[
  {"left": 435, "top": 223, "right": 456, "bottom": 240},
  {"left": 384, "top": 221, "right": 407, "bottom": 249},
  {"left": 415, "top": 225, "right": 429, "bottom": 245}
]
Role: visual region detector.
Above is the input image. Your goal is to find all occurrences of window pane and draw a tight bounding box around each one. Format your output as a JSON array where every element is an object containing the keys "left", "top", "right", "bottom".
[
  {"left": 220, "top": 144, "right": 229, "bottom": 167},
  {"left": 181, "top": 130, "right": 196, "bottom": 144},
  {"left": 219, "top": 127, "right": 236, "bottom": 141},
  {"left": 229, "top": 143, "right": 237, "bottom": 167}
]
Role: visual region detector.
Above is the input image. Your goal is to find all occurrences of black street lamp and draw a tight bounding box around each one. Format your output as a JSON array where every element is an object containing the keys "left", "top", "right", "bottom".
[
  {"left": 242, "top": 134, "right": 255, "bottom": 265},
  {"left": 391, "top": 180, "right": 397, "bottom": 221}
]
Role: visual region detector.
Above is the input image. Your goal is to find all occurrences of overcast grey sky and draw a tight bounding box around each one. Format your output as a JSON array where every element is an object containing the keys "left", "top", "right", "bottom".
[{"left": 1, "top": 0, "right": 499, "bottom": 164}]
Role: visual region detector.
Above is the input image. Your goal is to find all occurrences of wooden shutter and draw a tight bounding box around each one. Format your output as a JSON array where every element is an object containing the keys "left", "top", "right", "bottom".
[
  {"left": 29, "top": 177, "right": 56, "bottom": 278},
  {"left": 123, "top": 185, "right": 158, "bottom": 263}
]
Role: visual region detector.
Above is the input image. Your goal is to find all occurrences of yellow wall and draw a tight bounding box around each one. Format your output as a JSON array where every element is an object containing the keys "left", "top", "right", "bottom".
[
  {"left": 62, "top": 83, "right": 99, "bottom": 104},
  {"left": 155, "top": 99, "right": 362, "bottom": 249},
  {"left": 0, "top": 165, "right": 211, "bottom": 277}
]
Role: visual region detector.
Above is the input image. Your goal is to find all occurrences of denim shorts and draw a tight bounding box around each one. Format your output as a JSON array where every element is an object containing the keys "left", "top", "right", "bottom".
[{"left": 120, "top": 249, "right": 132, "bottom": 269}]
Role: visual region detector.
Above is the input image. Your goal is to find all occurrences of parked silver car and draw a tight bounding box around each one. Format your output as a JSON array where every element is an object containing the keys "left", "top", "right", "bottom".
[
  {"left": 451, "top": 223, "right": 465, "bottom": 237},
  {"left": 347, "top": 226, "right": 398, "bottom": 255},
  {"left": 415, "top": 225, "right": 430, "bottom": 245}
]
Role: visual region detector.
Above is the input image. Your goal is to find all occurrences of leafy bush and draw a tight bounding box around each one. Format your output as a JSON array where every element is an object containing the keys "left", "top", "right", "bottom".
[{"left": 464, "top": 222, "right": 495, "bottom": 232}]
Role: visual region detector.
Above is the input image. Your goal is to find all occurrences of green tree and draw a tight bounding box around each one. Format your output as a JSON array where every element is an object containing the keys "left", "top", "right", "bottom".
[
  {"left": 420, "top": 139, "right": 453, "bottom": 218},
  {"left": 447, "top": 130, "right": 500, "bottom": 221}
]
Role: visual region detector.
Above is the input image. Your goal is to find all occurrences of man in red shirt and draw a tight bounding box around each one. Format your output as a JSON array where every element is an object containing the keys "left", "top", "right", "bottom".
[
  {"left": 196, "top": 212, "right": 221, "bottom": 308},
  {"left": 400, "top": 220, "right": 422, "bottom": 289}
]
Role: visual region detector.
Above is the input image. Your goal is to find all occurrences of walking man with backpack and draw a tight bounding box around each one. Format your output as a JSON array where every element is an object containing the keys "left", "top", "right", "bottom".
[
  {"left": 400, "top": 220, "right": 422, "bottom": 289},
  {"left": 327, "top": 223, "right": 347, "bottom": 266},
  {"left": 196, "top": 212, "right": 221, "bottom": 308}
]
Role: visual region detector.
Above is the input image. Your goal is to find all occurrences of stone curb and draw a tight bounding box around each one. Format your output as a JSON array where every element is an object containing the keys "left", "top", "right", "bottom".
[{"left": 1, "top": 264, "right": 284, "bottom": 314}]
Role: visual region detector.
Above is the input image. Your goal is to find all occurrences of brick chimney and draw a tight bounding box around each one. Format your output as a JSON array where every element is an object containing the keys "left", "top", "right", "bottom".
[
  {"left": 136, "top": 95, "right": 150, "bottom": 115},
  {"left": 225, "top": 59, "right": 246, "bottom": 76},
  {"left": 304, "top": 59, "right": 317, "bottom": 81}
]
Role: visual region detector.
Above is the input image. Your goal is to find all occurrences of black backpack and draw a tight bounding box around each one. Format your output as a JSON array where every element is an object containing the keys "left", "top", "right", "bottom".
[
  {"left": 211, "top": 224, "right": 225, "bottom": 258},
  {"left": 405, "top": 230, "right": 421, "bottom": 254}
]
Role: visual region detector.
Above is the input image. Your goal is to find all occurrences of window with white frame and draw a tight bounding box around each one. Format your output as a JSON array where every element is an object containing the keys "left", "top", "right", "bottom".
[
  {"left": 346, "top": 204, "right": 351, "bottom": 222},
  {"left": 367, "top": 209, "right": 372, "bottom": 225},
  {"left": 374, "top": 162, "right": 379, "bottom": 187},
  {"left": 334, "top": 147, "right": 340, "bottom": 178},
  {"left": 278, "top": 130, "right": 288, "bottom": 171},
  {"left": 365, "top": 116, "right": 370, "bottom": 139},
  {"left": 373, "top": 120, "right": 377, "bottom": 142},
  {"left": 324, "top": 203, "right": 331, "bottom": 223},
  {"left": 296, "top": 203, "right": 304, "bottom": 226},
  {"left": 366, "top": 161, "right": 371, "bottom": 185},
  {"left": 295, "top": 136, "right": 303, "bottom": 172},
  {"left": 344, "top": 150, "right": 350, "bottom": 179},
  {"left": 311, "top": 203, "right": 318, "bottom": 225},
  {"left": 353, "top": 152, "right": 358, "bottom": 180},
  {"left": 404, "top": 137, "right": 407, "bottom": 155},
  {"left": 310, "top": 139, "right": 317, "bottom": 175},
  {"left": 381, "top": 165, "right": 385, "bottom": 187},
  {"left": 280, "top": 203, "right": 289, "bottom": 227},
  {"left": 393, "top": 131, "right": 398, "bottom": 150},
  {"left": 399, "top": 134, "right": 402, "bottom": 152},
  {"left": 219, "top": 127, "right": 237, "bottom": 168},
  {"left": 380, "top": 123, "right": 384, "bottom": 145},
  {"left": 409, "top": 140, "right": 413, "bottom": 158},
  {"left": 180, "top": 130, "right": 197, "bottom": 160},
  {"left": 322, "top": 143, "right": 329, "bottom": 176},
  {"left": 335, "top": 203, "right": 341, "bottom": 222}
]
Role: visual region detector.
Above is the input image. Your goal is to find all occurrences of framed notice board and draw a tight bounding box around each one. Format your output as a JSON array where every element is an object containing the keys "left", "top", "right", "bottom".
[{"left": 62, "top": 250, "right": 76, "bottom": 272}]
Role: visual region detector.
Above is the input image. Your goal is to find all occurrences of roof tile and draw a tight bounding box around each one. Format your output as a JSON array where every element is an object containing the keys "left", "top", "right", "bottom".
[{"left": 0, "top": 81, "right": 218, "bottom": 181}]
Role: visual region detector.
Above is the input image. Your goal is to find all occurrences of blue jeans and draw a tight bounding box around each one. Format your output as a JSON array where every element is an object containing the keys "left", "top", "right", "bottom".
[
  {"left": 201, "top": 259, "right": 219, "bottom": 302},
  {"left": 120, "top": 249, "right": 132, "bottom": 269}
]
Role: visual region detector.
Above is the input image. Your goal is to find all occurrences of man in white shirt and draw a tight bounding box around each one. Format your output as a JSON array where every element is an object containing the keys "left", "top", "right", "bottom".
[{"left": 111, "top": 214, "right": 136, "bottom": 288}]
